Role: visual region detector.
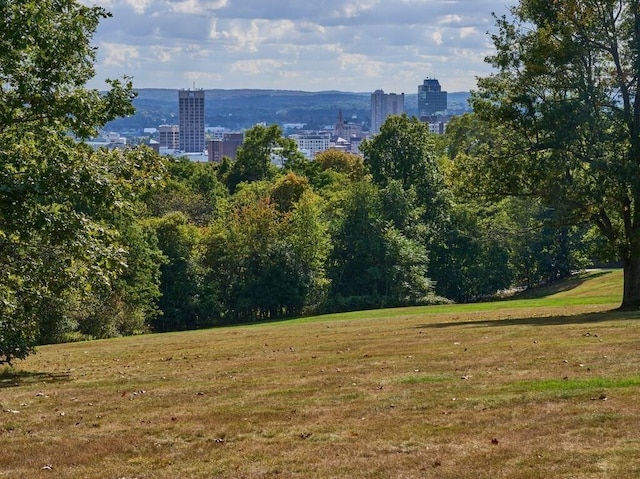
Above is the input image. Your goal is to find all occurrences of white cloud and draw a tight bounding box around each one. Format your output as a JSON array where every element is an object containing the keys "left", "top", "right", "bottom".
[
  {"left": 460, "top": 27, "right": 478, "bottom": 39},
  {"left": 123, "top": 0, "right": 151, "bottom": 14},
  {"left": 337, "top": 53, "right": 385, "bottom": 78},
  {"left": 338, "top": 0, "right": 379, "bottom": 19},
  {"left": 222, "top": 20, "right": 261, "bottom": 52},
  {"left": 169, "top": 0, "right": 199, "bottom": 14},
  {"left": 152, "top": 46, "right": 182, "bottom": 63},
  {"left": 184, "top": 71, "right": 223, "bottom": 85},
  {"left": 267, "top": 20, "right": 297, "bottom": 40},
  {"left": 439, "top": 14, "right": 463, "bottom": 25},
  {"left": 168, "top": 0, "right": 228, "bottom": 14},
  {"left": 209, "top": 18, "right": 222, "bottom": 40},
  {"left": 87, "top": 0, "right": 518, "bottom": 92},
  {"left": 231, "top": 59, "right": 286, "bottom": 75},
  {"left": 100, "top": 43, "right": 140, "bottom": 68}
]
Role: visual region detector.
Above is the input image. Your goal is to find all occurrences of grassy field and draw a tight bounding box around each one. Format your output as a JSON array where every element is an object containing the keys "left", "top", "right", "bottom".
[{"left": 2, "top": 269, "right": 640, "bottom": 478}]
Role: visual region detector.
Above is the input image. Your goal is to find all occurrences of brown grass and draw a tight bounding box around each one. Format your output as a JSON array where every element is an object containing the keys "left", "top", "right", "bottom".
[{"left": 1, "top": 270, "right": 639, "bottom": 478}]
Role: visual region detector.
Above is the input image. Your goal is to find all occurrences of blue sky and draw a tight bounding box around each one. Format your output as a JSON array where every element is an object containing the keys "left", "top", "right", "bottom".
[{"left": 87, "top": 0, "right": 515, "bottom": 93}]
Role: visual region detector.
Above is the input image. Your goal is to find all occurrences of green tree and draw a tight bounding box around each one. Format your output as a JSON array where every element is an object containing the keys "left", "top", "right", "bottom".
[
  {"left": 428, "top": 202, "right": 513, "bottom": 302},
  {"left": 221, "top": 124, "right": 303, "bottom": 192},
  {"left": 361, "top": 114, "right": 431, "bottom": 188},
  {"left": 144, "top": 157, "right": 227, "bottom": 226},
  {"left": 315, "top": 150, "right": 366, "bottom": 182},
  {"left": 326, "top": 180, "right": 434, "bottom": 311},
  {"left": 0, "top": 1, "right": 134, "bottom": 136},
  {"left": 0, "top": 0, "right": 144, "bottom": 363},
  {"left": 360, "top": 114, "right": 447, "bottom": 227},
  {"left": 72, "top": 215, "right": 165, "bottom": 340},
  {"left": 496, "top": 197, "right": 591, "bottom": 289},
  {"left": 149, "top": 212, "right": 206, "bottom": 332},
  {"left": 270, "top": 171, "right": 310, "bottom": 212},
  {"left": 460, "top": 0, "right": 640, "bottom": 308},
  {"left": 202, "top": 181, "right": 329, "bottom": 323}
]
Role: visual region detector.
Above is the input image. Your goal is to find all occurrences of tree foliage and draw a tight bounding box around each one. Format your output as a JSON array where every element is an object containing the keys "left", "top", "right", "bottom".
[
  {"left": 202, "top": 183, "right": 329, "bottom": 323},
  {"left": 148, "top": 212, "right": 204, "bottom": 332},
  {"left": 456, "top": 0, "right": 640, "bottom": 308},
  {"left": 314, "top": 150, "right": 366, "bottom": 182},
  {"left": 3, "top": 1, "right": 617, "bottom": 358},
  {"left": 326, "top": 180, "right": 434, "bottom": 311},
  {"left": 221, "top": 124, "right": 304, "bottom": 192},
  {"left": 0, "top": 0, "right": 160, "bottom": 363},
  {"left": 144, "top": 158, "right": 227, "bottom": 226},
  {"left": 361, "top": 114, "right": 447, "bottom": 223},
  {"left": 0, "top": 0, "right": 135, "bottom": 136},
  {"left": 428, "top": 202, "right": 512, "bottom": 302}
]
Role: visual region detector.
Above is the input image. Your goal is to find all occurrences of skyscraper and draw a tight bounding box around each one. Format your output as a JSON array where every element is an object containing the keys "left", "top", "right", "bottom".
[
  {"left": 179, "top": 89, "right": 205, "bottom": 153},
  {"left": 158, "top": 124, "right": 179, "bottom": 150},
  {"left": 418, "top": 78, "right": 447, "bottom": 117},
  {"left": 371, "top": 90, "right": 405, "bottom": 134}
]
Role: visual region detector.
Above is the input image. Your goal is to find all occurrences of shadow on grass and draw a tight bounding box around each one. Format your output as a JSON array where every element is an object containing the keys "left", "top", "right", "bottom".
[
  {"left": 416, "top": 308, "right": 640, "bottom": 330},
  {"left": 0, "top": 369, "right": 70, "bottom": 389},
  {"left": 507, "top": 270, "right": 613, "bottom": 300}
]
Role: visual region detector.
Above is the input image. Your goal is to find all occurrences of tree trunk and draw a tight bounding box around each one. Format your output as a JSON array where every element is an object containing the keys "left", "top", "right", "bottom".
[{"left": 621, "top": 255, "right": 640, "bottom": 309}]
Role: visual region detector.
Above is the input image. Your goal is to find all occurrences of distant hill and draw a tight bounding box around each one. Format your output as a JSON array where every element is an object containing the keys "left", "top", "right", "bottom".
[{"left": 104, "top": 88, "right": 472, "bottom": 134}]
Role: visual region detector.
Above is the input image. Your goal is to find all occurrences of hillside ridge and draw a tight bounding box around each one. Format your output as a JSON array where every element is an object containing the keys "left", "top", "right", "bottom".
[{"left": 105, "top": 88, "right": 472, "bottom": 132}]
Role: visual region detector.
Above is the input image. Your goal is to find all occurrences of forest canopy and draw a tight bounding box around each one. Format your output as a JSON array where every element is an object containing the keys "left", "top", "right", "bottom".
[{"left": 0, "top": 0, "right": 610, "bottom": 364}]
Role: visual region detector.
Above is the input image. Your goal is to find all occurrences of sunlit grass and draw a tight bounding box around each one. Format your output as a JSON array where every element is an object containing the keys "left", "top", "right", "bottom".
[{"left": 512, "top": 377, "right": 640, "bottom": 393}]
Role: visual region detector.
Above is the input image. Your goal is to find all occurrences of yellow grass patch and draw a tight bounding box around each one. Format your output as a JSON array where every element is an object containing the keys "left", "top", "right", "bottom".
[{"left": 1, "top": 270, "right": 639, "bottom": 478}]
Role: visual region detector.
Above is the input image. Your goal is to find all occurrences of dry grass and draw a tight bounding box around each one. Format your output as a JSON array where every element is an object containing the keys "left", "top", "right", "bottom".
[{"left": 2, "top": 269, "right": 640, "bottom": 478}]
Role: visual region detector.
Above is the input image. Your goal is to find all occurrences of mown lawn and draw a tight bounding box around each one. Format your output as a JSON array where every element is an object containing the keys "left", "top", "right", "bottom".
[{"left": 2, "top": 269, "right": 640, "bottom": 478}]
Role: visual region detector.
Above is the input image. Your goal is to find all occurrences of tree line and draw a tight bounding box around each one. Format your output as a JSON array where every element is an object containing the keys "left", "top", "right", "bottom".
[{"left": 3, "top": 0, "right": 639, "bottom": 364}]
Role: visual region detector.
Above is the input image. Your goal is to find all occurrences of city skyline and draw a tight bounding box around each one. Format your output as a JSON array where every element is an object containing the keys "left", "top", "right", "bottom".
[{"left": 87, "top": 0, "right": 516, "bottom": 93}]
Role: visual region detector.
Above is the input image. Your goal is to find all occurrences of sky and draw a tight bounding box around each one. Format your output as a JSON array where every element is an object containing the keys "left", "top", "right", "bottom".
[{"left": 86, "top": 0, "right": 516, "bottom": 94}]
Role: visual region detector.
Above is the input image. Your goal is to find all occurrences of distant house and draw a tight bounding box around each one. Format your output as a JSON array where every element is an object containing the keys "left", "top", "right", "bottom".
[{"left": 147, "top": 139, "right": 160, "bottom": 154}]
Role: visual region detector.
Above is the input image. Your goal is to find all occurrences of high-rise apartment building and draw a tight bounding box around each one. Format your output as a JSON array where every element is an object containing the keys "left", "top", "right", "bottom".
[
  {"left": 179, "top": 89, "right": 205, "bottom": 153},
  {"left": 208, "top": 133, "right": 244, "bottom": 162},
  {"left": 158, "top": 124, "right": 180, "bottom": 150},
  {"left": 418, "top": 78, "right": 447, "bottom": 117},
  {"left": 371, "top": 90, "right": 405, "bottom": 134}
]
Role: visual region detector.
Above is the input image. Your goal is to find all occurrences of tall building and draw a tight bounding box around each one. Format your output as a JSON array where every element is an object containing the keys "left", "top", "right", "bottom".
[
  {"left": 158, "top": 124, "right": 179, "bottom": 150},
  {"left": 179, "top": 89, "right": 205, "bottom": 153},
  {"left": 208, "top": 132, "right": 244, "bottom": 162},
  {"left": 371, "top": 90, "right": 405, "bottom": 134},
  {"left": 418, "top": 78, "right": 447, "bottom": 117}
]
